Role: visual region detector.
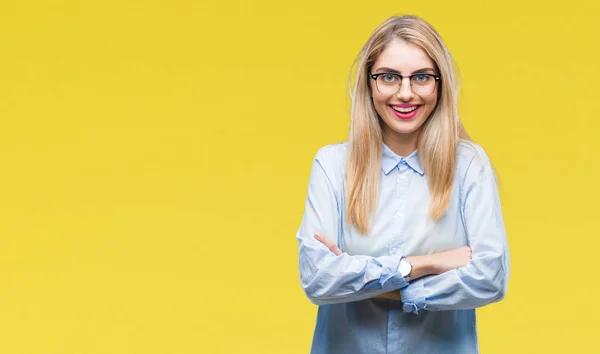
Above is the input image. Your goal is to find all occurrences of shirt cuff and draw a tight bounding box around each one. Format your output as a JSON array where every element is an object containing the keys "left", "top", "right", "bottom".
[
  {"left": 377, "top": 255, "right": 409, "bottom": 291},
  {"left": 400, "top": 277, "right": 426, "bottom": 314}
]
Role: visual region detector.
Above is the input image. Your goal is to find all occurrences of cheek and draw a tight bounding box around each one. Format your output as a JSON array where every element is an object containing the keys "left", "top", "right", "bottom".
[
  {"left": 370, "top": 92, "right": 386, "bottom": 112},
  {"left": 422, "top": 94, "right": 439, "bottom": 114},
  {"left": 372, "top": 88, "right": 390, "bottom": 105},
  {"left": 372, "top": 97, "right": 389, "bottom": 118}
]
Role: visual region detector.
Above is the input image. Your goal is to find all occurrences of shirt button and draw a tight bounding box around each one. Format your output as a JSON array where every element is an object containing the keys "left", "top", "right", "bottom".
[
  {"left": 391, "top": 247, "right": 398, "bottom": 254},
  {"left": 399, "top": 174, "right": 405, "bottom": 180},
  {"left": 395, "top": 211, "right": 403, "bottom": 218},
  {"left": 390, "top": 323, "right": 397, "bottom": 330}
]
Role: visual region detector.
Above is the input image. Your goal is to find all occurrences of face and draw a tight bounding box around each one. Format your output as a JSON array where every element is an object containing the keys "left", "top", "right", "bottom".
[{"left": 370, "top": 39, "right": 439, "bottom": 148}]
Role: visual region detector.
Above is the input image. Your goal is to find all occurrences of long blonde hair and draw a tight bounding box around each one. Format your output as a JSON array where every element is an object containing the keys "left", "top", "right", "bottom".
[{"left": 346, "top": 15, "right": 471, "bottom": 234}]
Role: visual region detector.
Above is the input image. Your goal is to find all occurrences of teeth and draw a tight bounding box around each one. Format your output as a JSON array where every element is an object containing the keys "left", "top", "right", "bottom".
[{"left": 391, "top": 105, "right": 418, "bottom": 113}]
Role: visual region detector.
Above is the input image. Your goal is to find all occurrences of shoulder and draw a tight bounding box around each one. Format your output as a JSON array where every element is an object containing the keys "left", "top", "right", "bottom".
[
  {"left": 313, "top": 142, "right": 348, "bottom": 169},
  {"left": 457, "top": 140, "right": 492, "bottom": 171},
  {"left": 311, "top": 142, "right": 348, "bottom": 188},
  {"left": 456, "top": 140, "right": 496, "bottom": 186}
]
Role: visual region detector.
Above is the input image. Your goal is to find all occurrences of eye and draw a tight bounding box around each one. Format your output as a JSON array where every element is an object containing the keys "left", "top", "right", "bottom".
[
  {"left": 381, "top": 74, "right": 399, "bottom": 83},
  {"left": 413, "top": 74, "right": 431, "bottom": 83}
]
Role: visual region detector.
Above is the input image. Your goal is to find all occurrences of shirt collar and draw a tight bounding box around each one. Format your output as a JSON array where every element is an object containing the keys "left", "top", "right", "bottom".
[{"left": 381, "top": 143, "right": 424, "bottom": 176}]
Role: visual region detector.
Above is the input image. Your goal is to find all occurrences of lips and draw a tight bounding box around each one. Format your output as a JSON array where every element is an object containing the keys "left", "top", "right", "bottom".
[{"left": 389, "top": 104, "right": 421, "bottom": 120}]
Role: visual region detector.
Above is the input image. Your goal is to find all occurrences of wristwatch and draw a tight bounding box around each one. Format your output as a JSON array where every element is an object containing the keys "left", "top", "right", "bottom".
[{"left": 398, "top": 257, "right": 413, "bottom": 282}]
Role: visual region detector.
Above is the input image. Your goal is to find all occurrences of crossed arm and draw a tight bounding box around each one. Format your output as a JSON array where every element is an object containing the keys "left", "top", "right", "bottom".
[
  {"left": 313, "top": 233, "right": 472, "bottom": 301},
  {"left": 297, "top": 147, "right": 509, "bottom": 311}
]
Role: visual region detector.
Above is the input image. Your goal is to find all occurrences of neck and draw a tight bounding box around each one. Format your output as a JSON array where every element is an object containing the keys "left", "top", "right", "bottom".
[{"left": 382, "top": 128, "right": 419, "bottom": 157}]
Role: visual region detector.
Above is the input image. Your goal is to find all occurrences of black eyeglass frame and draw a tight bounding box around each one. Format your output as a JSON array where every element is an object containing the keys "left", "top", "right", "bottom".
[{"left": 369, "top": 72, "right": 441, "bottom": 94}]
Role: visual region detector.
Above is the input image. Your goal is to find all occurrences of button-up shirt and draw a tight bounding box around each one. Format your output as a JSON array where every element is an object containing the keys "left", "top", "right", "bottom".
[{"left": 296, "top": 141, "right": 510, "bottom": 354}]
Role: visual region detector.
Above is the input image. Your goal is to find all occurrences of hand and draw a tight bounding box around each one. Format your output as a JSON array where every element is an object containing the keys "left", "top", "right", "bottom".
[
  {"left": 315, "top": 232, "right": 471, "bottom": 275},
  {"left": 314, "top": 233, "right": 342, "bottom": 256},
  {"left": 431, "top": 246, "right": 472, "bottom": 274}
]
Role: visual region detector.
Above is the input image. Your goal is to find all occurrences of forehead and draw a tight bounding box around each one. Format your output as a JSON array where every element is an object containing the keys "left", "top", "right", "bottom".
[{"left": 373, "top": 38, "right": 435, "bottom": 72}]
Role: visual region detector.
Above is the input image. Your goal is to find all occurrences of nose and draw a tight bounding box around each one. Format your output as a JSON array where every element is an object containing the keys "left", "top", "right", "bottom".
[{"left": 396, "top": 78, "right": 414, "bottom": 101}]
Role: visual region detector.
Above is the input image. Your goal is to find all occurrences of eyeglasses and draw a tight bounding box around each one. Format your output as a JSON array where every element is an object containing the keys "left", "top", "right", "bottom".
[{"left": 370, "top": 72, "right": 441, "bottom": 96}]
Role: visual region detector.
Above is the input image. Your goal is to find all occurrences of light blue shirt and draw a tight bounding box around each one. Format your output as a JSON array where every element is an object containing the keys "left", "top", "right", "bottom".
[{"left": 296, "top": 141, "right": 510, "bottom": 354}]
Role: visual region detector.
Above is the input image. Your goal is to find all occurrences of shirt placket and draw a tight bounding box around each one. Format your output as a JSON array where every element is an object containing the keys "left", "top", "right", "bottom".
[
  {"left": 387, "top": 160, "right": 412, "bottom": 353},
  {"left": 388, "top": 160, "right": 410, "bottom": 255}
]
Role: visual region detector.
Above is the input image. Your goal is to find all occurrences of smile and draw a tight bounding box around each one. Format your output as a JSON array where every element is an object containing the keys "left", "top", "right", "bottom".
[
  {"left": 389, "top": 105, "right": 421, "bottom": 119},
  {"left": 391, "top": 105, "right": 418, "bottom": 113}
]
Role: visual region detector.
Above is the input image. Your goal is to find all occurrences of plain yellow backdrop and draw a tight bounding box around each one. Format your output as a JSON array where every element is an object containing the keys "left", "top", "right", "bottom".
[{"left": 1, "top": 0, "right": 599, "bottom": 353}]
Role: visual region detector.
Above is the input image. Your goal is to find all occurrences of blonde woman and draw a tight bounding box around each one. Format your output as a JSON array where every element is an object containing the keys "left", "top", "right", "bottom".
[{"left": 296, "top": 15, "right": 510, "bottom": 353}]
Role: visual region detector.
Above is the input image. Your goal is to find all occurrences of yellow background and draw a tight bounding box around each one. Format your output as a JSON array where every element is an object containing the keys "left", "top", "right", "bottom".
[{"left": 0, "top": 0, "right": 598, "bottom": 353}]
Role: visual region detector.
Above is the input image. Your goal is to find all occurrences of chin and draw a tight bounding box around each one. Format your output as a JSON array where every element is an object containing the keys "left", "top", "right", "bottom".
[{"left": 385, "top": 119, "right": 425, "bottom": 136}]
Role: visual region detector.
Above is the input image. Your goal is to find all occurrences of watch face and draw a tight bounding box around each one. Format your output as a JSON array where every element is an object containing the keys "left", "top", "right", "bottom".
[{"left": 399, "top": 259, "right": 411, "bottom": 277}]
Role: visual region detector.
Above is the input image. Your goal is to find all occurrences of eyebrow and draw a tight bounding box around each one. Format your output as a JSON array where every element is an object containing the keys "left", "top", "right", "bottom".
[{"left": 374, "top": 67, "right": 437, "bottom": 74}]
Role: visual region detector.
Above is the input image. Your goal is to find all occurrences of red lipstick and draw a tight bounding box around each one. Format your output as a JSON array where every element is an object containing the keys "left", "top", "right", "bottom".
[{"left": 389, "top": 104, "right": 421, "bottom": 120}]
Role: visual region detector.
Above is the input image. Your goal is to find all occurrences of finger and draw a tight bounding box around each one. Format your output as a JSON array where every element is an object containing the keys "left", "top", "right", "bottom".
[
  {"left": 314, "top": 233, "right": 342, "bottom": 256},
  {"left": 314, "top": 233, "right": 335, "bottom": 250},
  {"left": 330, "top": 245, "right": 342, "bottom": 256}
]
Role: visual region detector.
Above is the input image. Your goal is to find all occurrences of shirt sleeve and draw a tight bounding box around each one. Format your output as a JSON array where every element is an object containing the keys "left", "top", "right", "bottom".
[
  {"left": 297, "top": 147, "right": 409, "bottom": 306},
  {"left": 400, "top": 146, "right": 510, "bottom": 313}
]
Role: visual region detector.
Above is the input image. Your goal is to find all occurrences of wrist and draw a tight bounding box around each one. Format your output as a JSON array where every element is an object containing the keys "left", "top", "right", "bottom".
[{"left": 405, "top": 255, "right": 437, "bottom": 280}]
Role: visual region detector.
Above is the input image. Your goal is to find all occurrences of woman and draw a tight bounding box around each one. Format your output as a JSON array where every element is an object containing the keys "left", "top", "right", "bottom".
[{"left": 296, "top": 15, "right": 510, "bottom": 353}]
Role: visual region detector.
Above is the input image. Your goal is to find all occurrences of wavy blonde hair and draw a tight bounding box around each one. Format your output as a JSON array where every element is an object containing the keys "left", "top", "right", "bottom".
[{"left": 346, "top": 15, "right": 471, "bottom": 234}]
